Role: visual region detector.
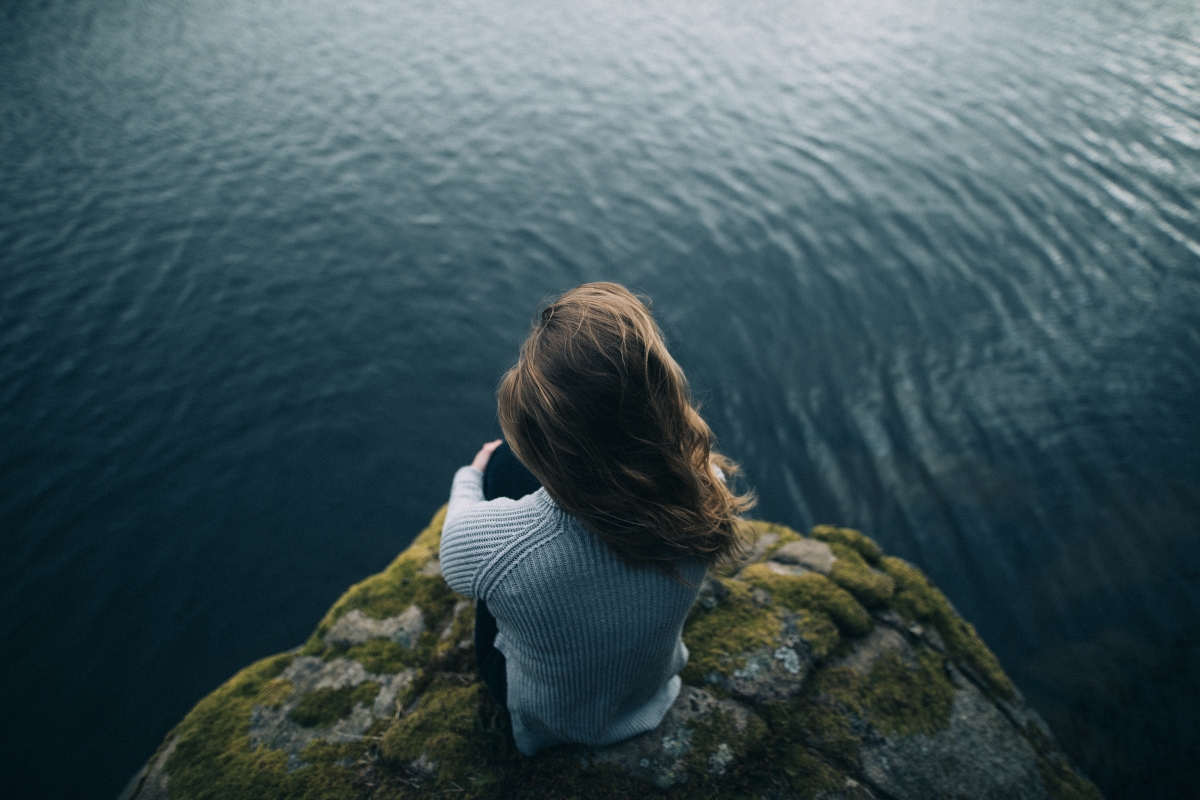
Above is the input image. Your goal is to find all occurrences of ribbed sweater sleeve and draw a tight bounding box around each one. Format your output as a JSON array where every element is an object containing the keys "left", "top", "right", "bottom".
[
  {"left": 440, "top": 466, "right": 489, "bottom": 596},
  {"left": 446, "top": 466, "right": 484, "bottom": 526},
  {"left": 441, "top": 466, "right": 551, "bottom": 598}
]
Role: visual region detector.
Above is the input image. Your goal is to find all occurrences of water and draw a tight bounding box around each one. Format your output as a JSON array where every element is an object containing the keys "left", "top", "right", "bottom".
[{"left": 1, "top": 0, "right": 1197, "bottom": 796}]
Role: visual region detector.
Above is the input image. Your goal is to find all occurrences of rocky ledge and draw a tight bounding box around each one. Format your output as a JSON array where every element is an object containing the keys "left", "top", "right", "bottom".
[{"left": 121, "top": 508, "right": 1101, "bottom": 800}]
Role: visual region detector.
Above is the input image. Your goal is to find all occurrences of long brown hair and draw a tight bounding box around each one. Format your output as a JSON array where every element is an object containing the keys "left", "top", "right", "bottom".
[{"left": 497, "top": 282, "right": 754, "bottom": 572}]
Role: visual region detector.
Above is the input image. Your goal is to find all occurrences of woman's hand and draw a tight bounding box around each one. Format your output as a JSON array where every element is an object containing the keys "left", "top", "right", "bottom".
[{"left": 471, "top": 439, "right": 503, "bottom": 472}]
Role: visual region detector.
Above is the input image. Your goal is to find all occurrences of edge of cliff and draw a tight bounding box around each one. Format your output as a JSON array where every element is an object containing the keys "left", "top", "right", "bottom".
[{"left": 120, "top": 507, "right": 1102, "bottom": 800}]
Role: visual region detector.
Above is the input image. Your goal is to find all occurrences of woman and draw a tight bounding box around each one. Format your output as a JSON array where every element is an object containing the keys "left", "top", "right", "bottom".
[{"left": 440, "top": 282, "right": 753, "bottom": 756}]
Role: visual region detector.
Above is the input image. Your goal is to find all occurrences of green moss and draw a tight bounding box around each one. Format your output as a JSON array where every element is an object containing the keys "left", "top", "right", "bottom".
[
  {"left": 793, "top": 608, "right": 840, "bottom": 660},
  {"left": 297, "top": 737, "right": 370, "bottom": 771},
  {"left": 434, "top": 599, "right": 476, "bottom": 658},
  {"left": 380, "top": 677, "right": 488, "bottom": 789},
  {"left": 739, "top": 565, "right": 873, "bottom": 638},
  {"left": 881, "top": 556, "right": 1014, "bottom": 699},
  {"left": 810, "top": 525, "right": 882, "bottom": 564},
  {"left": 162, "top": 652, "right": 359, "bottom": 800},
  {"left": 789, "top": 687, "right": 864, "bottom": 770},
  {"left": 318, "top": 568, "right": 455, "bottom": 641},
  {"left": 289, "top": 682, "right": 381, "bottom": 728},
  {"left": 1021, "top": 722, "right": 1104, "bottom": 800},
  {"left": 328, "top": 639, "right": 414, "bottom": 674},
  {"left": 259, "top": 678, "right": 294, "bottom": 709},
  {"left": 286, "top": 742, "right": 375, "bottom": 800},
  {"left": 154, "top": 655, "right": 382, "bottom": 799},
  {"left": 1035, "top": 754, "right": 1105, "bottom": 800},
  {"left": 769, "top": 743, "right": 846, "bottom": 800},
  {"left": 679, "top": 707, "right": 769, "bottom": 783},
  {"left": 297, "top": 635, "right": 325, "bottom": 657},
  {"left": 825, "top": 543, "right": 895, "bottom": 608},
  {"left": 859, "top": 651, "right": 954, "bottom": 737},
  {"left": 681, "top": 578, "right": 784, "bottom": 682},
  {"left": 791, "top": 649, "right": 954, "bottom": 772}
]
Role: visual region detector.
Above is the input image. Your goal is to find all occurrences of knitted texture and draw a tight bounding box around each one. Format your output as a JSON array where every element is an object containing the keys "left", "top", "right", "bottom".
[{"left": 441, "top": 466, "right": 705, "bottom": 756}]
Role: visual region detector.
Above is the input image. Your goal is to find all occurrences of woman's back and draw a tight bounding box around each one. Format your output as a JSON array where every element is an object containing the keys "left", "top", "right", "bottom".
[{"left": 441, "top": 483, "right": 704, "bottom": 754}]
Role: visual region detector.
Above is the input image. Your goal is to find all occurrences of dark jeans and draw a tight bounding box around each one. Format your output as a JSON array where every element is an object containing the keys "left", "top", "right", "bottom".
[{"left": 475, "top": 441, "right": 541, "bottom": 707}]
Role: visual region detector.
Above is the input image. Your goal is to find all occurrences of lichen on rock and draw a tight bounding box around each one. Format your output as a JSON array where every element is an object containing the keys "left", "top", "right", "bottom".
[
  {"left": 120, "top": 511, "right": 1102, "bottom": 800},
  {"left": 585, "top": 685, "right": 765, "bottom": 789}
]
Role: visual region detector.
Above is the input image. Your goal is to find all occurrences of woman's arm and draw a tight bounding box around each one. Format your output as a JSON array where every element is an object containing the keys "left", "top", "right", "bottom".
[
  {"left": 445, "top": 440, "right": 502, "bottom": 526},
  {"left": 441, "top": 440, "right": 503, "bottom": 596}
]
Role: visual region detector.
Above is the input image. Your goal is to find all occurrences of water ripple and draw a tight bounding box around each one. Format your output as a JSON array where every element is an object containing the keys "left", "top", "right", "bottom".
[{"left": 3, "top": 0, "right": 1200, "bottom": 798}]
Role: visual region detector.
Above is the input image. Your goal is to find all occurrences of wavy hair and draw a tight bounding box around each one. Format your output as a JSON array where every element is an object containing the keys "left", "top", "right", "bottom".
[{"left": 497, "top": 282, "right": 755, "bottom": 573}]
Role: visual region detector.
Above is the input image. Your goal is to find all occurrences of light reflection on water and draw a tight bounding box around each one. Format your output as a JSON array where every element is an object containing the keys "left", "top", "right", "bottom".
[{"left": 1, "top": 0, "right": 1198, "bottom": 797}]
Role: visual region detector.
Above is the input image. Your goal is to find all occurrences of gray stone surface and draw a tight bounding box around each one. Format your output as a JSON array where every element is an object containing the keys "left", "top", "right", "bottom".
[
  {"left": 766, "top": 561, "right": 812, "bottom": 576},
  {"left": 247, "top": 656, "right": 416, "bottom": 770},
  {"left": 588, "top": 685, "right": 757, "bottom": 788},
  {"left": 439, "top": 598, "right": 472, "bottom": 641},
  {"left": 770, "top": 539, "right": 837, "bottom": 574},
  {"left": 118, "top": 737, "right": 176, "bottom": 800},
  {"left": 324, "top": 605, "right": 425, "bottom": 648},
  {"left": 859, "top": 680, "right": 1050, "bottom": 800},
  {"left": 707, "top": 613, "right": 817, "bottom": 703},
  {"left": 740, "top": 531, "right": 780, "bottom": 565},
  {"left": 801, "top": 777, "right": 880, "bottom": 800},
  {"left": 874, "top": 608, "right": 949, "bottom": 654},
  {"left": 994, "top": 687, "right": 1055, "bottom": 742},
  {"left": 835, "top": 626, "right": 916, "bottom": 675}
]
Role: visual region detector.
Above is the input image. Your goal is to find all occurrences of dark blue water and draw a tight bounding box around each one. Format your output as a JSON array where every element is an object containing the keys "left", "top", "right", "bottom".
[{"left": 2, "top": 0, "right": 1198, "bottom": 797}]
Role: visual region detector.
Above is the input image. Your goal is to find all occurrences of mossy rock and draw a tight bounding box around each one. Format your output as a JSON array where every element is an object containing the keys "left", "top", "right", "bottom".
[{"left": 120, "top": 512, "right": 1101, "bottom": 800}]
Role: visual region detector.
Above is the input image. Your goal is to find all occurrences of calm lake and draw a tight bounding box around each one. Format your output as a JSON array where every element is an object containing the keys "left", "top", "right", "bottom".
[{"left": 2, "top": 0, "right": 1197, "bottom": 797}]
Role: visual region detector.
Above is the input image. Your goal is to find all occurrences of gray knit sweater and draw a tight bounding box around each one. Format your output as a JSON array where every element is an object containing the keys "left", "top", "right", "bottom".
[{"left": 440, "top": 466, "right": 705, "bottom": 756}]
